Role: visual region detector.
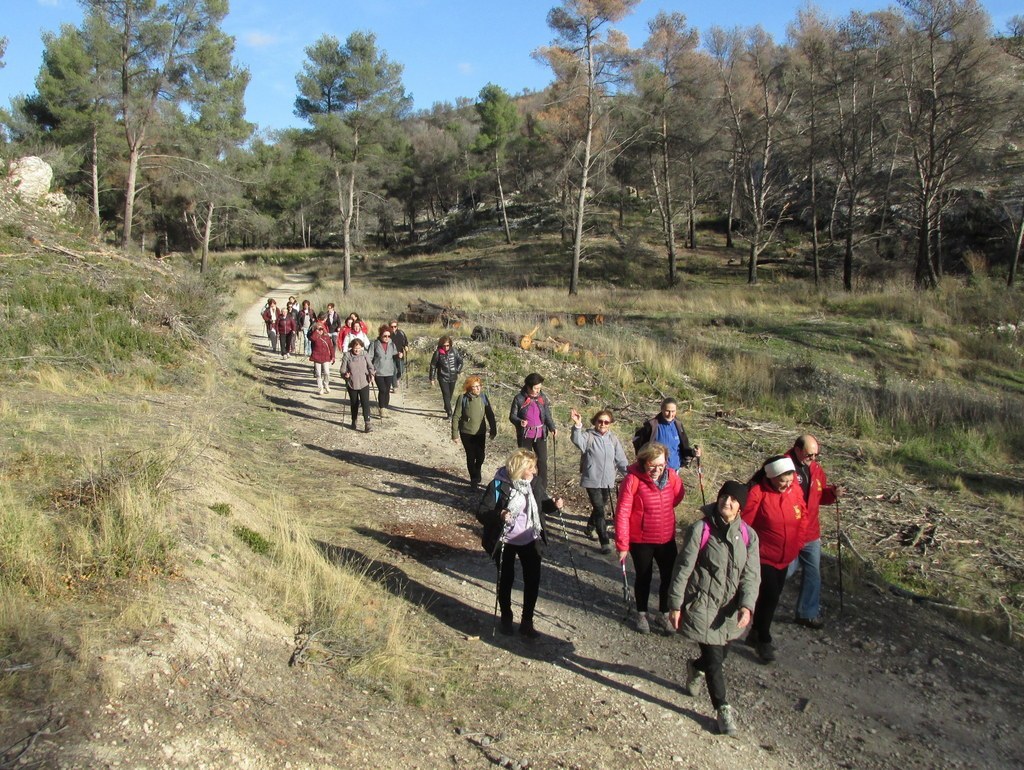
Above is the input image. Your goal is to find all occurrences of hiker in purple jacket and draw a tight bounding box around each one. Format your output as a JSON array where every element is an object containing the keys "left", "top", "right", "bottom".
[{"left": 508, "top": 373, "right": 558, "bottom": 491}]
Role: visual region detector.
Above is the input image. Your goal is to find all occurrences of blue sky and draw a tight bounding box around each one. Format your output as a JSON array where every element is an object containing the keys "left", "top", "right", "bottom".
[{"left": 1, "top": 0, "right": 1018, "bottom": 134}]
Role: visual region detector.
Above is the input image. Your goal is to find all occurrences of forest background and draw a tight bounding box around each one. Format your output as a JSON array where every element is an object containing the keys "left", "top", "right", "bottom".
[{"left": 1, "top": 0, "right": 1024, "bottom": 291}]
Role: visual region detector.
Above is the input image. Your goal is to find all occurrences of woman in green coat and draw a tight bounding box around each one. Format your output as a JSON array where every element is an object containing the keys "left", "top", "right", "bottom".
[{"left": 668, "top": 481, "right": 760, "bottom": 737}]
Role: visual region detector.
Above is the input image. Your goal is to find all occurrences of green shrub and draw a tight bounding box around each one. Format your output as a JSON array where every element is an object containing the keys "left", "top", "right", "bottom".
[{"left": 233, "top": 525, "right": 272, "bottom": 556}]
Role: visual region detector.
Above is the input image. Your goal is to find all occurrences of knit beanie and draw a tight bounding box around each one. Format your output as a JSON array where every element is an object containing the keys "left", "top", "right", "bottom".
[{"left": 717, "top": 480, "right": 749, "bottom": 509}]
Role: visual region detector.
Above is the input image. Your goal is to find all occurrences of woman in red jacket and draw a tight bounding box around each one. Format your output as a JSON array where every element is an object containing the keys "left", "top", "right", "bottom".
[
  {"left": 308, "top": 314, "right": 335, "bottom": 395},
  {"left": 741, "top": 455, "right": 807, "bottom": 663},
  {"left": 615, "top": 442, "right": 685, "bottom": 634}
]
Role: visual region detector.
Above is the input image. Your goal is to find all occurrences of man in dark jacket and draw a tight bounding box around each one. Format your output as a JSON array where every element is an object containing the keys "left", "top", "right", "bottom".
[
  {"left": 786, "top": 434, "right": 842, "bottom": 630},
  {"left": 389, "top": 319, "right": 409, "bottom": 389},
  {"left": 632, "top": 398, "right": 700, "bottom": 471}
]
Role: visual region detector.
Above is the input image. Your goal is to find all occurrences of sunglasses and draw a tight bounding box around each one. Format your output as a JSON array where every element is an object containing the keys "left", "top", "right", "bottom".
[
  {"left": 645, "top": 463, "right": 666, "bottom": 471},
  {"left": 595, "top": 419, "right": 611, "bottom": 425},
  {"left": 382, "top": 334, "right": 391, "bottom": 338}
]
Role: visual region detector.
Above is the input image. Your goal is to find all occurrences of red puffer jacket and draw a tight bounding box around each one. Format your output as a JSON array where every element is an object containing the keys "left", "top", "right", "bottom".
[
  {"left": 614, "top": 464, "right": 685, "bottom": 551},
  {"left": 308, "top": 326, "right": 335, "bottom": 364},
  {"left": 741, "top": 479, "right": 807, "bottom": 569},
  {"left": 786, "top": 450, "right": 837, "bottom": 542}
]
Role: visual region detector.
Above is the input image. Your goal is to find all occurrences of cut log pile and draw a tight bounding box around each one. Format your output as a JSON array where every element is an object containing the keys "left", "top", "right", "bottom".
[
  {"left": 399, "top": 298, "right": 467, "bottom": 328},
  {"left": 471, "top": 323, "right": 572, "bottom": 354},
  {"left": 544, "top": 313, "right": 606, "bottom": 328}
]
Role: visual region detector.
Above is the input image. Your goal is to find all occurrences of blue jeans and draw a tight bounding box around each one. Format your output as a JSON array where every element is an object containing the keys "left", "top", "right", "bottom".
[{"left": 787, "top": 538, "right": 821, "bottom": 619}]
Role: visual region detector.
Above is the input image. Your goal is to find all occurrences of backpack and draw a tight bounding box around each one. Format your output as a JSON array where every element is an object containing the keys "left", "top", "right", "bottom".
[
  {"left": 477, "top": 479, "right": 511, "bottom": 556},
  {"left": 698, "top": 518, "right": 751, "bottom": 551},
  {"left": 631, "top": 417, "right": 658, "bottom": 454}
]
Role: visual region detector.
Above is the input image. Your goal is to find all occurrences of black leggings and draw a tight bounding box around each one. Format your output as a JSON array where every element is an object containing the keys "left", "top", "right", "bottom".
[
  {"left": 517, "top": 434, "right": 549, "bottom": 491},
  {"left": 459, "top": 430, "right": 487, "bottom": 483},
  {"left": 752, "top": 564, "right": 788, "bottom": 644},
  {"left": 439, "top": 378, "right": 456, "bottom": 417},
  {"left": 694, "top": 643, "right": 731, "bottom": 709},
  {"left": 347, "top": 386, "right": 372, "bottom": 423},
  {"left": 496, "top": 540, "right": 542, "bottom": 625},
  {"left": 585, "top": 488, "right": 612, "bottom": 546},
  {"left": 629, "top": 540, "right": 678, "bottom": 613},
  {"left": 374, "top": 375, "right": 393, "bottom": 410}
]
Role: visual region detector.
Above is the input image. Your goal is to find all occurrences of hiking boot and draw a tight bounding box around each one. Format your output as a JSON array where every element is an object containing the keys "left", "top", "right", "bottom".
[
  {"left": 795, "top": 616, "right": 824, "bottom": 630},
  {"left": 716, "top": 704, "right": 738, "bottom": 736},
  {"left": 351, "top": 418, "right": 358, "bottom": 429},
  {"left": 744, "top": 629, "right": 760, "bottom": 648},
  {"left": 756, "top": 642, "right": 777, "bottom": 663},
  {"left": 499, "top": 613, "right": 515, "bottom": 636},
  {"left": 683, "top": 659, "right": 704, "bottom": 697},
  {"left": 585, "top": 525, "right": 596, "bottom": 540},
  {"left": 657, "top": 612, "right": 677, "bottom": 635},
  {"left": 634, "top": 612, "right": 650, "bottom": 634},
  {"left": 364, "top": 420, "right": 372, "bottom": 433},
  {"left": 519, "top": 622, "right": 540, "bottom": 639},
  {"left": 599, "top": 543, "right": 612, "bottom": 555}
]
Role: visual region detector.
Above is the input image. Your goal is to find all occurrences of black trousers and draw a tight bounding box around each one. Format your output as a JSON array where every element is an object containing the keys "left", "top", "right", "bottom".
[
  {"left": 439, "top": 378, "right": 456, "bottom": 417},
  {"left": 347, "top": 385, "right": 372, "bottom": 423},
  {"left": 585, "top": 487, "right": 612, "bottom": 545},
  {"left": 517, "top": 434, "right": 549, "bottom": 491},
  {"left": 496, "top": 540, "right": 542, "bottom": 625},
  {"left": 752, "top": 563, "right": 788, "bottom": 644},
  {"left": 459, "top": 430, "right": 487, "bottom": 483},
  {"left": 695, "top": 643, "right": 730, "bottom": 709},
  {"left": 374, "top": 375, "right": 393, "bottom": 410},
  {"left": 629, "top": 540, "right": 678, "bottom": 613}
]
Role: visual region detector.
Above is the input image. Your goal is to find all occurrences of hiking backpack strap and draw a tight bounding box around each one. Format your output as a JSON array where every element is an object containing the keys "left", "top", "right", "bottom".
[{"left": 699, "top": 519, "right": 750, "bottom": 551}]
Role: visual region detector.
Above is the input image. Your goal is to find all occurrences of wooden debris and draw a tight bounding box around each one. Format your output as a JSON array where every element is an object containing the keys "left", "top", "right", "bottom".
[{"left": 399, "top": 298, "right": 467, "bottom": 327}]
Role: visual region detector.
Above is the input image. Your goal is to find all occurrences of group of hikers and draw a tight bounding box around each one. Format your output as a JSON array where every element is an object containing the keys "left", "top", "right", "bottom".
[
  {"left": 477, "top": 387, "right": 842, "bottom": 738},
  {"left": 258, "top": 297, "right": 842, "bottom": 738}
]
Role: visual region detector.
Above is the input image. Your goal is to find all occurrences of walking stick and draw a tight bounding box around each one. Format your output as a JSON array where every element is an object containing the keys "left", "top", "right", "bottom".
[
  {"left": 620, "top": 556, "right": 635, "bottom": 619},
  {"left": 553, "top": 503, "right": 588, "bottom": 615},
  {"left": 368, "top": 378, "right": 382, "bottom": 418},
  {"left": 491, "top": 536, "right": 507, "bottom": 637},
  {"left": 696, "top": 455, "right": 707, "bottom": 506},
  {"left": 836, "top": 499, "right": 845, "bottom": 614},
  {"left": 551, "top": 431, "right": 558, "bottom": 490}
]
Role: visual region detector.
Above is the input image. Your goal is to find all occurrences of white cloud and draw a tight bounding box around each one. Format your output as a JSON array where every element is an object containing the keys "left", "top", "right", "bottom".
[
  {"left": 457, "top": 62, "right": 474, "bottom": 76},
  {"left": 244, "top": 31, "right": 278, "bottom": 48}
]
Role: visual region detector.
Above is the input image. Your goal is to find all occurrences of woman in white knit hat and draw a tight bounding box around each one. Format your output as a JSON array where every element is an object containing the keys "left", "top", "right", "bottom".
[{"left": 740, "top": 455, "right": 807, "bottom": 663}]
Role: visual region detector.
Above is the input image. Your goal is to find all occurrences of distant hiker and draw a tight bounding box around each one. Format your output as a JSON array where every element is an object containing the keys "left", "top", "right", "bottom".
[
  {"left": 339, "top": 316, "right": 370, "bottom": 353},
  {"left": 615, "top": 442, "right": 685, "bottom": 634},
  {"left": 570, "top": 407, "right": 628, "bottom": 555},
  {"left": 285, "top": 299, "right": 300, "bottom": 354},
  {"left": 309, "top": 314, "right": 335, "bottom": 395},
  {"left": 388, "top": 319, "right": 409, "bottom": 389},
  {"left": 275, "top": 306, "right": 297, "bottom": 360},
  {"left": 509, "top": 373, "right": 557, "bottom": 491},
  {"left": 668, "top": 481, "right": 760, "bottom": 737},
  {"left": 786, "top": 435, "right": 843, "bottom": 630},
  {"left": 261, "top": 298, "right": 280, "bottom": 353},
  {"left": 476, "top": 448, "right": 564, "bottom": 638},
  {"left": 742, "top": 455, "right": 806, "bottom": 663},
  {"left": 297, "top": 299, "right": 316, "bottom": 356},
  {"left": 452, "top": 376, "right": 497, "bottom": 486},
  {"left": 428, "top": 335, "right": 464, "bottom": 419},
  {"left": 345, "top": 312, "right": 369, "bottom": 336},
  {"left": 369, "top": 323, "right": 401, "bottom": 412},
  {"left": 631, "top": 397, "right": 700, "bottom": 471},
  {"left": 325, "top": 303, "right": 343, "bottom": 349},
  {"left": 340, "top": 338, "right": 375, "bottom": 432}
]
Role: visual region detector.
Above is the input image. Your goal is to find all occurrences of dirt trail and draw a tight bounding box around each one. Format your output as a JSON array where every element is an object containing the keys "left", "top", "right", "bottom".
[{"left": 246, "top": 279, "right": 1024, "bottom": 769}]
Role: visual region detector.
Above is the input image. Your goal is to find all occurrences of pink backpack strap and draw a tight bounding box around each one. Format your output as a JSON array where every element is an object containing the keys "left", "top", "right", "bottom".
[{"left": 700, "top": 519, "right": 750, "bottom": 550}]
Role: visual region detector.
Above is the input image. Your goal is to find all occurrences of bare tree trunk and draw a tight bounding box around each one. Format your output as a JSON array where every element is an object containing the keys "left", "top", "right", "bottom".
[
  {"left": 200, "top": 200, "right": 214, "bottom": 273},
  {"left": 90, "top": 126, "right": 101, "bottom": 238},
  {"left": 1009, "top": 198, "right": 1023, "bottom": 287},
  {"left": 496, "top": 152, "right": 512, "bottom": 245},
  {"left": 123, "top": 144, "right": 140, "bottom": 247},
  {"left": 726, "top": 151, "right": 737, "bottom": 249}
]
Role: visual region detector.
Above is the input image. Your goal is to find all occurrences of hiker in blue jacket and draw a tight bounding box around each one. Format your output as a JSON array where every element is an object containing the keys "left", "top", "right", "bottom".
[
  {"left": 452, "top": 376, "right": 497, "bottom": 486},
  {"left": 509, "top": 373, "right": 558, "bottom": 491},
  {"left": 668, "top": 481, "right": 761, "bottom": 737},
  {"left": 570, "top": 407, "right": 628, "bottom": 554}
]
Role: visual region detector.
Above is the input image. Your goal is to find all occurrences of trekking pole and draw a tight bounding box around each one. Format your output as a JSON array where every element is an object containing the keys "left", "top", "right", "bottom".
[
  {"left": 620, "top": 556, "right": 635, "bottom": 619},
  {"left": 552, "top": 431, "right": 558, "bottom": 490},
  {"left": 836, "top": 499, "right": 845, "bottom": 615},
  {"left": 491, "top": 536, "right": 507, "bottom": 637},
  {"left": 553, "top": 503, "right": 588, "bottom": 615},
  {"left": 369, "top": 378, "right": 382, "bottom": 419},
  {"left": 696, "top": 455, "right": 707, "bottom": 506}
]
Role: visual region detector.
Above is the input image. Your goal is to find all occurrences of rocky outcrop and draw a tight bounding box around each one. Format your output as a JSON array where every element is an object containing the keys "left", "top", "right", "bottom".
[{"left": 7, "top": 156, "right": 54, "bottom": 201}]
